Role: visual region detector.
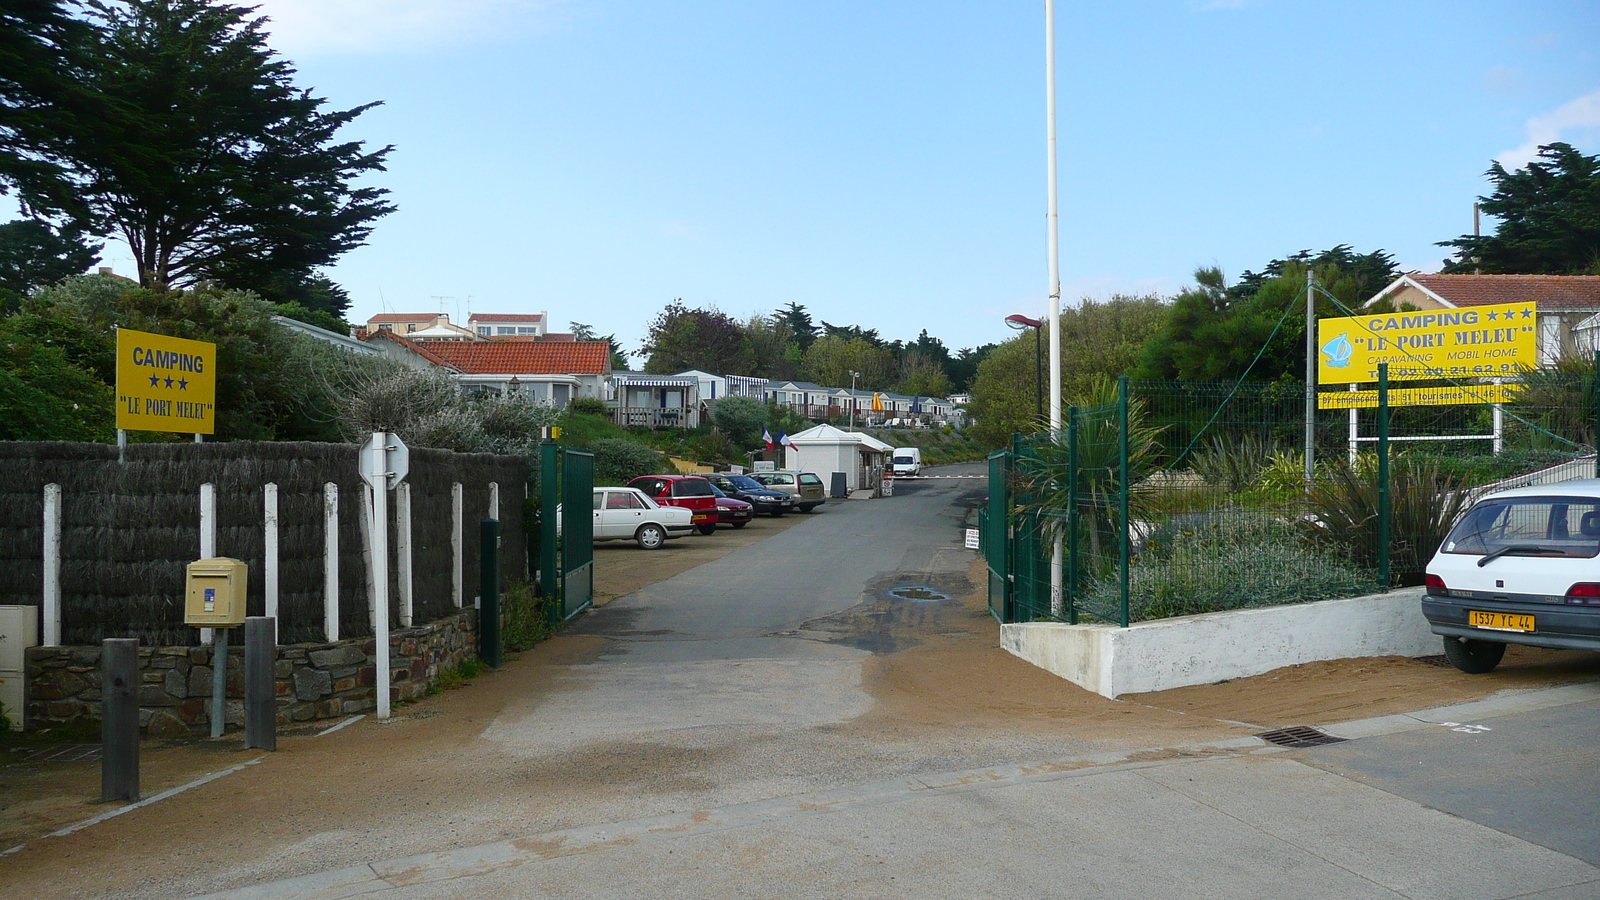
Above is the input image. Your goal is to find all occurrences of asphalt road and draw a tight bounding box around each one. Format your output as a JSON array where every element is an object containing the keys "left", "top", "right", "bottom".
[{"left": 188, "top": 463, "right": 1600, "bottom": 900}]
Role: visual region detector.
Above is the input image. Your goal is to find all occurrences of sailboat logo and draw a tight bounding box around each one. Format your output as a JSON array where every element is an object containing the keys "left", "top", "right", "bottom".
[{"left": 1321, "top": 333, "right": 1354, "bottom": 368}]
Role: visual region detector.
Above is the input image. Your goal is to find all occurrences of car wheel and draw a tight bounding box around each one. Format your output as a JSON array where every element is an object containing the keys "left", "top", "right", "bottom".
[
  {"left": 798, "top": 504, "right": 816, "bottom": 513},
  {"left": 769, "top": 509, "right": 785, "bottom": 517},
  {"left": 731, "top": 520, "right": 748, "bottom": 529},
  {"left": 635, "top": 523, "right": 666, "bottom": 550},
  {"left": 697, "top": 523, "right": 717, "bottom": 535},
  {"left": 1441, "top": 635, "right": 1506, "bottom": 674}
]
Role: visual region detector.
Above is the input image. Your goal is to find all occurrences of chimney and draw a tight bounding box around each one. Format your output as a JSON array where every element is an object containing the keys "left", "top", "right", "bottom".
[{"left": 98, "top": 266, "right": 114, "bottom": 276}]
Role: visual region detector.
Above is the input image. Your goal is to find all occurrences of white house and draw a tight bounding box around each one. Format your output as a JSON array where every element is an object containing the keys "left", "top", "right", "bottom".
[
  {"left": 786, "top": 423, "right": 893, "bottom": 495},
  {"left": 612, "top": 373, "right": 702, "bottom": 427},
  {"left": 468, "top": 311, "right": 548, "bottom": 339}
]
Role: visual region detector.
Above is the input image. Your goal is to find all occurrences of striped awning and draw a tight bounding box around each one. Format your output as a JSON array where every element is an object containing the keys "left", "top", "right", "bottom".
[
  {"left": 727, "top": 375, "right": 768, "bottom": 385},
  {"left": 616, "top": 377, "right": 695, "bottom": 387}
]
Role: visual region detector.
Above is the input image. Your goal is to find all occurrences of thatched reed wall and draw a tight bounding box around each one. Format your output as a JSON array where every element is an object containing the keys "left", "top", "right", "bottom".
[{"left": 0, "top": 441, "right": 527, "bottom": 646}]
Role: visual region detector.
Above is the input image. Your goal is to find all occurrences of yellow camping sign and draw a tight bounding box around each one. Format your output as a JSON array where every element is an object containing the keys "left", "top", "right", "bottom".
[
  {"left": 115, "top": 328, "right": 217, "bottom": 434},
  {"left": 1317, "top": 383, "right": 1521, "bottom": 410},
  {"left": 1316, "top": 301, "right": 1538, "bottom": 383}
]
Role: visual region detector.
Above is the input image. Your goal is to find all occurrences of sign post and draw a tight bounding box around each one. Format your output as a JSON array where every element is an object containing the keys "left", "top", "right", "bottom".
[{"left": 360, "top": 433, "right": 409, "bottom": 720}]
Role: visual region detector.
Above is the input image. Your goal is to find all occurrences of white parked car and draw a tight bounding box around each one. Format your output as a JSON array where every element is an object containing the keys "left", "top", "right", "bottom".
[
  {"left": 559, "top": 487, "right": 695, "bottom": 549},
  {"left": 1424, "top": 481, "right": 1600, "bottom": 672}
]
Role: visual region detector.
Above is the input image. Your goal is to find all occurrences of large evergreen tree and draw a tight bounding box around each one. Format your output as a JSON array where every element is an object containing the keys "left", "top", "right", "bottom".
[
  {"left": 3, "top": 0, "right": 394, "bottom": 290},
  {"left": 639, "top": 300, "right": 756, "bottom": 374},
  {"left": 0, "top": 218, "right": 101, "bottom": 312},
  {"left": 1441, "top": 143, "right": 1600, "bottom": 275}
]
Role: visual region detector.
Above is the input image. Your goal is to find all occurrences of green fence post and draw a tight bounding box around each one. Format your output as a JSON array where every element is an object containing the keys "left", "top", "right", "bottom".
[
  {"left": 1377, "top": 362, "right": 1390, "bottom": 588},
  {"left": 1117, "top": 376, "right": 1131, "bottom": 628},
  {"left": 1066, "top": 405, "right": 1079, "bottom": 625},
  {"left": 540, "top": 438, "right": 560, "bottom": 629},
  {"left": 480, "top": 518, "right": 501, "bottom": 669}
]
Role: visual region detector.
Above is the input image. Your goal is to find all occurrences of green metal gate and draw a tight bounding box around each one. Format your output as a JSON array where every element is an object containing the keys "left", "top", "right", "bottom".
[
  {"left": 560, "top": 448, "right": 595, "bottom": 619},
  {"left": 984, "top": 450, "right": 1009, "bottom": 622}
]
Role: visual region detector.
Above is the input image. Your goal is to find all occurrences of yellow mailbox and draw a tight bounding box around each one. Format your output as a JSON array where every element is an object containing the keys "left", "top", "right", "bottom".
[{"left": 185, "top": 558, "right": 248, "bottom": 626}]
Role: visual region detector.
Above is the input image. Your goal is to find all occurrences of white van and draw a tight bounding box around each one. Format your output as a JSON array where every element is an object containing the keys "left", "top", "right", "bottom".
[{"left": 891, "top": 447, "right": 922, "bottom": 478}]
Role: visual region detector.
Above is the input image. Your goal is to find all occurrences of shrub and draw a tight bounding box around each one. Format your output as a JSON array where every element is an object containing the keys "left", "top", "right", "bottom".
[
  {"left": 1187, "top": 432, "right": 1279, "bottom": 492},
  {"left": 501, "top": 581, "right": 558, "bottom": 651},
  {"left": 1304, "top": 454, "right": 1472, "bottom": 585},
  {"left": 1081, "top": 509, "right": 1377, "bottom": 622},
  {"left": 567, "top": 396, "right": 610, "bottom": 417},
  {"left": 710, "top": 396, "right": 767, "bottom": 448},
  {"left": 591, "top": 438, "right": 667, "bottom": 485}
]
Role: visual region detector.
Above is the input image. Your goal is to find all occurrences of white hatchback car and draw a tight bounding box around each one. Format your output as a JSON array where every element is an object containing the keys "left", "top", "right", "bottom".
[
  {"left": 1424, "top": 480, "right": 1600, "bottom": 673},
  {"left": 558, "top": 487, "right": 694, "bottom": 549}
]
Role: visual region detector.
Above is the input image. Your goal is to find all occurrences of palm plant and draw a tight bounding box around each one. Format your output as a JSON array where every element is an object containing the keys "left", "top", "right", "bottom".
[{"left": 1303, "top": 454, "right": 1473, "bottom": 586}]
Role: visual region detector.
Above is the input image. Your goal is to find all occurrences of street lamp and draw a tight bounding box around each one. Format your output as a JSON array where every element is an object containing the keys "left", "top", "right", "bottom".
[
  {"left": 1005, "top": 314, "right": 1044, "bottom": 426},
  {"left": 507, "top": 375, "right": 521, "bottom": 396},
  {"left": 848, "top": 370, "right": 860, "bottom": 429}
]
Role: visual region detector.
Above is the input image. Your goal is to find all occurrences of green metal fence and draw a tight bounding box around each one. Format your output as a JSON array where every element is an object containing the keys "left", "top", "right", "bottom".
[
  {"left": 989, "top": 369, "right": 1599, "bottom": 627},
  {"left": 560, "top": 448, "right": 595, "bottom": 620}
]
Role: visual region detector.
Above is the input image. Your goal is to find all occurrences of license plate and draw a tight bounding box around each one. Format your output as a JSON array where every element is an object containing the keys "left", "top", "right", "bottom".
[{"left": 1468, "top": 610, "right": 1535, "bottom": 632}]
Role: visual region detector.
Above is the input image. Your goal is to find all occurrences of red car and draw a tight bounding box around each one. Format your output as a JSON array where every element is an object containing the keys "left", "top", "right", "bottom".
[
  {"left": 707, "top": 482, "right": 754, "bottom": 529},
  {"left": 627, "top": 475, "right": 722, "bottom": 535}
]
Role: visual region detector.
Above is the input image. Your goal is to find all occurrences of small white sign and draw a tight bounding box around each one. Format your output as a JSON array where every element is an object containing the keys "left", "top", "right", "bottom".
[
  {"left": 964, "top": 528, "right": 980, "bottom": 550},
  {"left": 754, "top": 460, "right": 776, "bottom": 471},
  {"left": 729, "top": 465, "right": 745, "bottom": 475}
]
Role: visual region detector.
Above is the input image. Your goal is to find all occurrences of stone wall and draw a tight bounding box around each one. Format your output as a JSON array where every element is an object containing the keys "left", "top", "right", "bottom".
[{"left": 25, "top": 609, "right": 477, "bottom": 735}]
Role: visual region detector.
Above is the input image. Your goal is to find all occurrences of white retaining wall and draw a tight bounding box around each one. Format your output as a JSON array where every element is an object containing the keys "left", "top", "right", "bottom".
[{"left": 1000, "top": 588, "right": 1433, "bottom": 699}]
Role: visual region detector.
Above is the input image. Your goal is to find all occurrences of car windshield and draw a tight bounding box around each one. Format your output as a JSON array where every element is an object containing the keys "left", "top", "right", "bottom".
[
  {"left": 799, "top": 474, "right": 822, "bottom": 486},
  {"left": 754, "top": 473, "right": 792, "bottom": 485},
  {"left": 894, "top": 454, "right": 915, "bottom": 463},
  {"left": 725, "top": 474, "right": 765, "bottom": 491},
  {"left": 1441, "top": 496, "right": 1600, "bottom": 559},
  {"left": 673, "top": 479, "right": 715, "bottom": 497},
  {"left": 706, "top": 483, "right": 727, "bottom": 498}
]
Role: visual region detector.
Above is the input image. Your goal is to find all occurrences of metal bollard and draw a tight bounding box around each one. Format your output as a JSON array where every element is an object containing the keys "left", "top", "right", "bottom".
[
  {"left": 244, "top": 617, "right": 276, "bottom": 751},
  {"left": 101, "top": 638, "right": 140, "bottom": 802},
  {"left": 211, "top": 626, "right": 229, "bottom": 738},
  {"left": 481, "top": 518, "right": 501, "bottom": 669}
]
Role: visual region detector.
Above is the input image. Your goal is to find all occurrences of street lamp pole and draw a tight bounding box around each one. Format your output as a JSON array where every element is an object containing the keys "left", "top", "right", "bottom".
[
  {"left": 849, "top": 370, "right": 860, "bottom": 430},
  {"left": 1005, "top": 314, "right": 1044, "bottom": 427},
  {"left": 1045, "top": 0, "right": 1064, "bottom": 618}
]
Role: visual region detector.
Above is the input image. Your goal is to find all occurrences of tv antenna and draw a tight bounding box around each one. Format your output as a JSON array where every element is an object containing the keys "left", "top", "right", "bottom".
[{"left": 429, "top": 296, "right": 455, "bottom": 319}]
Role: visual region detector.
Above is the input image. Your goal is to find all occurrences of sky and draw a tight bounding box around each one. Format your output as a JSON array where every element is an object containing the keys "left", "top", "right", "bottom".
[{"left": 90, "top": 1, "right": 1600, "bottom": 357}]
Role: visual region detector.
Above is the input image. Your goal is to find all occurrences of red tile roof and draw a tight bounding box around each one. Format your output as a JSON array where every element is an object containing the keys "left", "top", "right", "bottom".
[
  {"left": 366, "top": 312, "right": 438, "bottom": 323},
  {"left": 468, "top": 312, "right": 545, "bottom": 323},
  {"left": 363, "top": 331, "right": 455, "bottom": 367},
  {"left": 426, "top": 341, "right": 611, "bottom": 375},
  {"left": 1410, "top": 274, "right": 1600, "bottom": 310}
]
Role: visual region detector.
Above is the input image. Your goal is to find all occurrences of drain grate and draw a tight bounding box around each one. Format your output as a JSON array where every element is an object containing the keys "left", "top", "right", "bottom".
[
  {"left": 887, "top": 585, "right": 949, "bottom": 602},
  {"left": 1256, "top": 726, "right": 1346, "bottom": 749},
  {"left": 1414, "top": 654, "right": 1452, "bottom": 668}
]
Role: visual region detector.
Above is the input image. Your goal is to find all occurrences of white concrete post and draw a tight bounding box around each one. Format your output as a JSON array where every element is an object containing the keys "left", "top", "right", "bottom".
[
  {"left": 451, "top": 482, "right": 463, "bottom": 608},
  {"left": 42, "top": 483, "right": 62, "bottom": 646},
  {"left": 396, "top": 481, "right": 413, "bottom": 627},
  {"left": 489, "top": 481, "right": 499, "bottom": 521},
  {"left": 323, "top": 482, "right": 339, "bottom": 643},
  {"left": 264, "top": 483, "right": 279, "bottom": 642},
  {"left": 1347, "top": 383, "right": 1359, "bottom": 464},
  {"left": 199, "top": 482, "right": 216, "bottom": 645},
  {"left": 1492, "top": 377, "right": 1505, "bottom": 455}
]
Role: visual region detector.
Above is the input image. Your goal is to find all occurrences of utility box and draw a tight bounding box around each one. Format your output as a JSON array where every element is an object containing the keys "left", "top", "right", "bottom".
[
  {"left": 0, "top": 605, "right": 39, "bottom": 729},
  {"left": 185, "top": 558, "right": 249, "bottom": 627}
]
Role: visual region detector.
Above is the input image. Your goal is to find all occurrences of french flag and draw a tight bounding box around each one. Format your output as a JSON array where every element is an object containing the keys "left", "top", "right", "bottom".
[
  {"left": 763, "top": 428, "right": 774, "bottom": 450},
  {"left": 780, "top": 432, "right": 800, "bottom": 453}
]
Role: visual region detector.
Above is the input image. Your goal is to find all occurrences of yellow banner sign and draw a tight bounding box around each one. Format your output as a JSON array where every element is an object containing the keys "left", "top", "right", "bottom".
[
  {"left": 1317, "top": 383, "right": 1521, "bottom": 410},
  {"left": 1317, "top": 301, "right": 1538, "bottom": 383},
  {"left": 115, "top": 328, "right": 217, "bottom": 434}
]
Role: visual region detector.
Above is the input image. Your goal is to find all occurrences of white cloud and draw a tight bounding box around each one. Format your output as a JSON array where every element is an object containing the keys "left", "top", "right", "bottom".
[
  {"left": 1497, "top": 88, "right": 1600, "bottom": 169},
  {"left": 249, "top": 0, "right": 566, "bottom": 56}
]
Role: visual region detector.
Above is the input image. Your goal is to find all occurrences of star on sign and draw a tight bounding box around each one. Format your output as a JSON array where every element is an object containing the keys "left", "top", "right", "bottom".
[
  {"left": 1487, "top": 311, "right": 1498, "bottom": 320},
  {"left": 164, "top": 376, "right": 174, "bottom": 388},
  {"left": 1521, "top": 308, "right": 1533, "bottom": 318},
  {"left": 177, "top": 378, "right": 188, "bottom": 390},
  {"left": 148, "top": 374, "right": 159, "bottom": 387}
]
